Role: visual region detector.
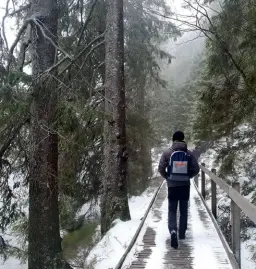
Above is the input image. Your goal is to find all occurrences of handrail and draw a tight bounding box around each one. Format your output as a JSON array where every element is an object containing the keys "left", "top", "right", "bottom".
[{"left": 200, "top": 164, "right": 256, "bottom": 224}]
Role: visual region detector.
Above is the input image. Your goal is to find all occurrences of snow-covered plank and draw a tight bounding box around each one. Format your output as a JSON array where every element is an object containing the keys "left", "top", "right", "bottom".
[{"left": 122, "top": 182, "right": 234, "bottom": 269}]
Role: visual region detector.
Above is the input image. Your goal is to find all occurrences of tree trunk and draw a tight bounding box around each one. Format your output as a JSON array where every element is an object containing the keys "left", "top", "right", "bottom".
[
  {"left": 137, "top": 77, "right": 152, "bottom": 190},
  {"left": 101, "top": 0, "right": 131, "bottom": 235},
  {"left": 28, "top": 1, "right": 69, "bottom": 268}
]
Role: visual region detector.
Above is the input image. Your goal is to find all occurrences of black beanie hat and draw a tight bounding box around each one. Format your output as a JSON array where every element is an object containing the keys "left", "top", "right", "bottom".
[{"left": 172, "top": 131, "right": 185, "bottom": 142}]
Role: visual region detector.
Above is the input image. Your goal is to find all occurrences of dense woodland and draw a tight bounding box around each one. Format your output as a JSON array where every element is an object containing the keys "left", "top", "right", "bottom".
[{"left": 0, "top": 0, "right": 255, "bottom": 268}]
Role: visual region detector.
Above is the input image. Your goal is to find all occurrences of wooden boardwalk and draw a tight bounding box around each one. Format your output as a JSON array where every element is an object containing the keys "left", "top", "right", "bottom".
[{"left": 122, "top": 181, "right": 234, "bottom": 269}]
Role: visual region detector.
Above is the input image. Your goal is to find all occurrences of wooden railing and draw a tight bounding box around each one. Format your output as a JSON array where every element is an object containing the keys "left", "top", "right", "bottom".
[{"left": 194, "top": 163, "right": 256, "bottom": 269}]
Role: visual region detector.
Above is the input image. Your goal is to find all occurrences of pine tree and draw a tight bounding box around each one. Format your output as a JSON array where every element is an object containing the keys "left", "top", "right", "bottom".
[
  {"left": 101, "top": 0, "right": 131, "bottom": 235},
  {"left": 28, "top": 0, "right": 70, "bottom": 268}
]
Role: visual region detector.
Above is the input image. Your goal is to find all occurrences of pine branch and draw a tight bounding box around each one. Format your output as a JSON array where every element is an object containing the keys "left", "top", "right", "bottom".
[{"left": 0, "top": 117, "right": 28, "bottom": 161}]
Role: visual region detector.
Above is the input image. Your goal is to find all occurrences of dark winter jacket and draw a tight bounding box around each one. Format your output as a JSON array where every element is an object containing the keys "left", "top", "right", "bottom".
[{"left": 158, "top": 141, "right": 200, "bottom": 187}]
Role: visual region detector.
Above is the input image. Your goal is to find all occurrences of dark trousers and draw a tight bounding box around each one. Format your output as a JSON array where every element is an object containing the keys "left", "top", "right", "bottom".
[{"left": 168, "top": 186, "right": 190, "bottom": 236}]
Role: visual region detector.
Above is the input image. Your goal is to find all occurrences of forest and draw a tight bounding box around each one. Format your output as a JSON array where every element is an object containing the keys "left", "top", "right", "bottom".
[{"left": 0, "top": 0, "right": 255, "bottom": 268}]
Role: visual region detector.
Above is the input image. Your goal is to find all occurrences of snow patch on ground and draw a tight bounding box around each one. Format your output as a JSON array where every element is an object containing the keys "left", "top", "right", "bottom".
[
  {"left": 0, "top": 172, "right": 28, "bottom": 269},
  {"left": 121, "top": 188, "right": 169, "bottom": 269},
  {"left": 76, "top": 199, "right": 100, "bottom": 220},
  {"left": 86, "top": 185, "right": 160, "bottom": 269},
  {"left": 0, "top": 232, "right": 27, "bottom": 269},
  {"left": 241, "top": 228, "right": 256, "bottom": 269},
  {"left": 85, "top": 147, "right": 163, "bottom": 268},
  {"left": 0, "top": 258, "right": 26, "bottom": 269}
]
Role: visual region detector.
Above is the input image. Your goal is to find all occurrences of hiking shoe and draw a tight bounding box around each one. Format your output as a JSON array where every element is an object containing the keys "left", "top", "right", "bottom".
[{"left": 171, "top": 231, "right": 178, "bottom": 249}]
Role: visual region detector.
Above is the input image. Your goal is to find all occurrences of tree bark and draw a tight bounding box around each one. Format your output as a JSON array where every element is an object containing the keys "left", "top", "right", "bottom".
[
  {"left": 101, "top": 0, "right": 131, "bottom": 235},
  {"left": 28, "top": 1, "right": 69, "bottom": 268},
  {"left": 137, "top": 77, "right": 152, "bottom": 190}
]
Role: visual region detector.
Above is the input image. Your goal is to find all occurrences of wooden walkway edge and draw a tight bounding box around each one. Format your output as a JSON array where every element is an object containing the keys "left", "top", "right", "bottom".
[{"left": 121, "top": 181, "right": 235, "bottom": 269}]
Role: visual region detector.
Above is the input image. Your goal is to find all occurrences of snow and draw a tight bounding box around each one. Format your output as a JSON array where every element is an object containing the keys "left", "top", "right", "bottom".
[
  {"left": 190, "top": 185, "right": 232, "bottom": 269},
  {"left": 82, "top": 143, "right": 256, "bottom": 269},
  {"left": 242, "top": 238, "right": 256, "bottom": 269},
  {"left": 121, "top": 191, "right": 169, "bottom": 268},
  {"left": 151, "top": 148, "right": 162, "bottom": 177},
  {"left": 0, "top": 258, "right": 26, "bottom": 269},
  {"left": 85, "top": 147, "right": 163, "bottom": 268},
  {"left": 1, "top": 142, "right": 256, "bottom": 269},
  {"left": 0, "top": 172, "right": 28, "bottom": 269},
  {"left": 0, "top": 232, "right": 27, "bottom": 269},
  {"left": 240, "top": 228, "right": 256, "bottom": 269},
  {"left": 86, "top": 185, "right": 160, "bottom": 269},
  {"left": 123, "top": 183, "right": 233, "bottom": 269},
  {"left": 76, "top": 199, "right": 100, "bottom": 220},
  {"left": 144, "top": 204, "right": 169, "bottom": 269}
]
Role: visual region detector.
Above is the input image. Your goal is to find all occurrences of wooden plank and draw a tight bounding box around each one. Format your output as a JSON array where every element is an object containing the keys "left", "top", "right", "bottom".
[
  {"left": 231, "top": 182, "right": 241, "bottom": 268},
  {"left": 125, "top": 183, "right": 167, "bottom": 269},
  {"left": 211, "top": 169, "right": 217, "bottom": 219},
  {"left": 201, "top": 163, "right": 206, "bottom": 199},
  {"left": 194, "top": 174, "right": 199, "bottom": 187},
  {"left": 115, "top": 179, "right": 164, "bottom": 269}
]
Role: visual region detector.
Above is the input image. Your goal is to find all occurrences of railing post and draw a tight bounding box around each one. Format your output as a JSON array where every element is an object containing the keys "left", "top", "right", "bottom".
[
  {"left": 201, "top": 163, "right": 206, "bottom": 199},
  {"left": 194, "top": 174, "right": 199, "bottom": 187},
  {"left": 211, "top": 169, "right": 217, "bottom": 219},
  {"left": 231, "top": 182, "right": 241, "bottom": 268}
]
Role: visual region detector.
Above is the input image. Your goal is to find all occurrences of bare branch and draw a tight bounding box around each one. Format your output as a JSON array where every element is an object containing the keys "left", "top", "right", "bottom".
[
  {"left": 2, "top": 0, "right": 11, "bottom": 50},
  {"left": 183, "top": 0, "right": 248, "bottom": 85},
  {"left": 137, "top": 0, "right": 248, "bottom": 88},
  {"left": 46, "top": 32, "right": 105, "bottom": 74},
  {"left": 77, "top": 0, "right": 98, "bottom": 47},
  {"left": 17, "top": 23, "right": 32, "bottom": 71},
  {"left": 136, "top": 4, "right": 212, "bottom": 34},
  {"left": 32, "top": 19, "right": 72, "bottom": 60},
  {"left": 17, "top": 43, "right": 28, "bottom": 72},
  {"left": 7, "top": 20, "right": 29, "bottom": 71},
  {"left": 79, "top": 40, "right": 104, "bottom": 71},
  {"left": 9, "top": 3, "right": 31, "bottom": 17},
  {"left": 174, "top": 32, "right": 204, "bottom": 47}
]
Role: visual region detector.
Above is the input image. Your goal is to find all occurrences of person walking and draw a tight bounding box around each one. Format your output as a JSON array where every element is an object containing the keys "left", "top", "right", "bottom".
[{"left": 158, "top": 131, "right": 199, "bottom": 249}]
